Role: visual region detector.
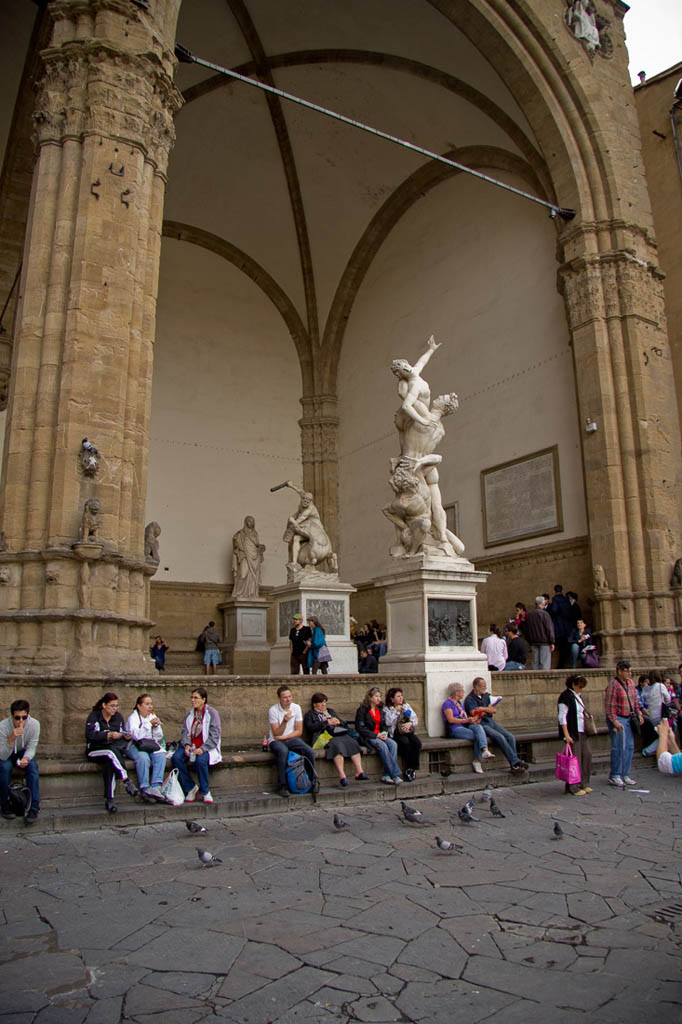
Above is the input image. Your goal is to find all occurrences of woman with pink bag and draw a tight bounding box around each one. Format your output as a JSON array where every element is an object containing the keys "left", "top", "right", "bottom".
[{"left": 557, "top": 674, "right": 593, "bottom": 796}]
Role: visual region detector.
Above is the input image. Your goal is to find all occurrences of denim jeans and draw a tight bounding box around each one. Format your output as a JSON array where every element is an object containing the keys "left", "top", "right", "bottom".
[
  {"left": 269, "top": 738, "right": 317, "bottom": 787},
  {"left": 171, "top": 746, "right": 211, "bottom": 795},
  {"left": 481, "top": 720, "right": 520, "bottom": 767},
  {"left": 503, "top": 661, "right": 525, "bottom": 671},
  {"left": 369, "top": 736, "right": 401, "bottom": 779},
  {"left": 128, "top": 745, "right": 166, "bottom": 790},
  {"left": 0, "top": 755, "right": 40, "bottom": 811},
  {"left": 450, "top": 724, "right": 488, "bottom": 761},
  {"left": 608, "top": 716, "right": 634, "bottom": 778}
]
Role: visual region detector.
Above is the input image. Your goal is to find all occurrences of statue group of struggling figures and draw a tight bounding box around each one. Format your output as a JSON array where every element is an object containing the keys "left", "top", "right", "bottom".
[
  {"left": 384, "top": 335, "right": 465, "bottom": 560},
  {"left": 137, "top": 334, "right": 463, "bottom": 602}
]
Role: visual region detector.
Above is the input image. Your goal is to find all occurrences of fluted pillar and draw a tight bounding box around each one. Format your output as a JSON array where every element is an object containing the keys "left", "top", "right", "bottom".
[
  {"left": 560, "top": 221, "right": 682, "bottom": 661},
  {"left": 0, "top": 0, "right": 182, "bottom": 676}
]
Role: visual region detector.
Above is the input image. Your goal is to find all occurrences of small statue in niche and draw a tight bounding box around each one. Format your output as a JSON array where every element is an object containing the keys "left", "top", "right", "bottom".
[
  {"left": 0, "top": 568, "right": 10, "bottom": 585},
  {"left": 79, "top": 438, "right": 99, "bottom": 477},
  {"left": 0, "top": 530, "right": 5, "bottom": 552},
  {"left": 671, "top": 558, "right": 682, "bottom": 589},
  {"left": 592, "top": 564, "right": 609, "bottom": 591},
  {"left": 565, "top": 0, "right": 600, "bottom": 57},
  {"left": 144, "top": 521, "right": 161, "bottom": 562},
  {"left": 80, "top": 498, "right": 100, "bottom": 542}
]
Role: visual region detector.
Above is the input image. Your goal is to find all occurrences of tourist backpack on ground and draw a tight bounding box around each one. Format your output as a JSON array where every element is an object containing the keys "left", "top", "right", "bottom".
[
  {"left": 8, "top": 783, "right": 32, "bottom": 817},
  {"left": 286, "top": 751, "right": 318, "bottom": 800}
]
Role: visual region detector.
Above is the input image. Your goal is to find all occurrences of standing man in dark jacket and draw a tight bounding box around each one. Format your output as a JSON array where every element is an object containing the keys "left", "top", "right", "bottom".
[
  {"left": 549, "top": 585, "right": 573, "bottom": 668},
  {"left": 201, "top": 621, "right": 221, "bottom": 675},
  {"left": 522, "top": 596, "right": 555, "bottom": 669},
  {"left": 503, "top": 623, "right": 528, "bottom": 670},
  {"left": 289, "top": 613, "right": 312, "bottom": 674}
]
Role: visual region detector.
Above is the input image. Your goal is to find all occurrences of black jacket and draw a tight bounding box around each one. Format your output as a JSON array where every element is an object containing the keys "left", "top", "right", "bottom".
[
  {"left": 557, "top": 688, "right": 582, "bottom": 742},
  {"left": 355, "top": 704, "right": 388, "bottom": 744},
  {"left": 85, "top": 709, "right": 127, "bottom": 754},
  {"left": 303, "top": 708, "right": 347, "bottom": 745}
]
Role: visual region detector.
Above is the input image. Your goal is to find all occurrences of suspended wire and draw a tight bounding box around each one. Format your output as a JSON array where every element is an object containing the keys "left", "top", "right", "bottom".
[{"left": 175, "top": 44, "right": 575, "bottom": 222}]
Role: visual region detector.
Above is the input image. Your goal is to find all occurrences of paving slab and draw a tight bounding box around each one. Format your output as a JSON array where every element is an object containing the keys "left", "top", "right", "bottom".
[{"left": 2, "top": 774, "right": 681, "bottom": 1022}]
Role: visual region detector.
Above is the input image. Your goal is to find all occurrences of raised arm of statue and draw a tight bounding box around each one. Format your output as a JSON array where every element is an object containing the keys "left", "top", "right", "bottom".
[{"left": 411, "top": 335, "right": 441, "bottom": 376}]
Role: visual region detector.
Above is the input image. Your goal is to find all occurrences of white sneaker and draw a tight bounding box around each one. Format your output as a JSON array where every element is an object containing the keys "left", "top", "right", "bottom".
[
  {"left": 608, "top": 776, "right": 624, "bottom": 788},
  {"left": 482, "top": 750, "right": 495, "bottom": 759},
  {"left": 623, "top": 776, "right": 636, "bottom": 786},
  {"left": 202, "top": 790, "right": 214, "bottom": 803},
  {"left": 472, "top": 761, "right": 483, "bottom": 774},
  {"left": 185, "top": 785, "right": 199, "bottom": 803}
]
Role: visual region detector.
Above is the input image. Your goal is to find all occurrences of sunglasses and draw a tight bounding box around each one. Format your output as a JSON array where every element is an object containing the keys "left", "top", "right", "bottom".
[{"left": 13, "top": 714, "right": 28, "bottom": 721}]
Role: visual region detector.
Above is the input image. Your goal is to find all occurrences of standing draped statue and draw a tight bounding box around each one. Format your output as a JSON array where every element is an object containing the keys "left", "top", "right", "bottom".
[
  {"left": 384, "top": 335, "right": 465, "bottom": 559},
  {"left": 231, "top": 516, "right": 266, "bottom": 599}
]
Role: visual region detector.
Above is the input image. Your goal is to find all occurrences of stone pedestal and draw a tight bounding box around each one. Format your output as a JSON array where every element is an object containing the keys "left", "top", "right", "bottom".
[
  {"left": 218, "top": 597, "right": 271, "bottom": 674},
  {"left": 269, "top": 576, "right": 357, "bottom": 675},
  {"left": 374, "top": 555, "right": 489, "bottom": 737}
]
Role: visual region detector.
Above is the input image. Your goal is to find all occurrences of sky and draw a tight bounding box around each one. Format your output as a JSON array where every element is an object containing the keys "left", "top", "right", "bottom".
[{"left": 623, "top": 0, "right": 682, "bottom": 84}]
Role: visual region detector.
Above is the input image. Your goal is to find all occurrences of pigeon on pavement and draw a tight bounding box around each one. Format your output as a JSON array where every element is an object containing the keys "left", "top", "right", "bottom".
[
  {"left": 553, "top": 821, "right": 564, "bottom": 839},
  {"left": 333, "top": 813, "right": 349, "bottom": 830},
  {"left": 477, "top": 789, "right": 493, "bottom": 804},
  {"left": 435, "top": 836, "right": 460, "bottom": 852},
  {"left": 458, "top": 806, "right": 479, "bottom": 824},
  {"left": 401, "top": 801, "right": 424, "bottom": 824},
  {"left": 490, "top": 800, "right": 506, "bottom": 818},
  {"left": 196, "top": 848, "right": 222, "bottom": 867},
  {"left": 186, "top": 820, "right": 207, "bottom": 834}
]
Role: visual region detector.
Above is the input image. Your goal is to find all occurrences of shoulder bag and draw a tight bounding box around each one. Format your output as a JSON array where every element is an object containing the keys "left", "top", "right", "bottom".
[{"left": 618, "top": 681, "right": 640, "bottom": 736}]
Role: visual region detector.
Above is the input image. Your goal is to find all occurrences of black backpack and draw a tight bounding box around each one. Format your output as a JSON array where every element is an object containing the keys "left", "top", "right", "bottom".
[{"left": 8, "top": 783, "right": 31, "bottom": 817}]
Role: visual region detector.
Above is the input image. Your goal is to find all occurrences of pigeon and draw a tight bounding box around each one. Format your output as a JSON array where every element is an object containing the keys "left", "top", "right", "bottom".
[
  {"left": 401, "top": 801, "right": 424, "bottom": 824},
  {"left": 553, "top": 822, "right": 564, "bottom": 840},
  {"left": 196, "top": 848, "right": 222, "bottom": 868},
  {"left": 490, "top": 800, "right": 506, "bottom": 819},
  {"left": 186, "top": 820, "right": 207, "bottom": 834},
  {"left": 462, "top": 798, "right": 476, "bottom": 815},
  {"left": 333, "top": 813, "right": 349, "bottom": 830},
  {"left": 458, "top": 806, "right": 479, "bottom": 824},
  {"left": 435, "top": 836, "right": 460, "bottom": 853},
  {"left": 477, "top": 788, "right": 493, "bottom": 804}
]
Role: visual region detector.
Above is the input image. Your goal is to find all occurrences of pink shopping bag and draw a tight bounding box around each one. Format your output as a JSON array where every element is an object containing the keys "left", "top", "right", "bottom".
[{"left": 555, "top": 742, "right": 581, "bottom": 785}]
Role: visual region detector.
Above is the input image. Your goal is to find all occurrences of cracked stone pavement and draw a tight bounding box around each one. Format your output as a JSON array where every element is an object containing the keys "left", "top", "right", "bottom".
[{"left": 1, "top": 769, "right": 680, "bottom": 1023}]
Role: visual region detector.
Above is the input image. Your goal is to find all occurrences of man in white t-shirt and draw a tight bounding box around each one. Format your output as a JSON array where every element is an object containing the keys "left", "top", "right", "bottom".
[{"left": 268, "top": 685, "right": 317, "bottom": 797}]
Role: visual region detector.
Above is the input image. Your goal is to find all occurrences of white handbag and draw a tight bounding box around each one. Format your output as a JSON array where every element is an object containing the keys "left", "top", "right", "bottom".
[{"left": 161, "top": 768, "right": 185, "bottom": 806}]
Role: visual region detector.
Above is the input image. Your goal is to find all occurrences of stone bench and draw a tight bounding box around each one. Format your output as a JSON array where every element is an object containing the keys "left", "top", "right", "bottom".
[{"left": 28, "top": 721, "right": 614, "bottom": 808}]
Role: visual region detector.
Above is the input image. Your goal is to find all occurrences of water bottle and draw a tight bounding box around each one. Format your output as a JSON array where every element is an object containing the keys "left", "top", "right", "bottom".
[
  {"left": 403, "top": 708, "right": 411, "bottom": 719},
  {"left": 189, "top": 750, "right": 196, "bottom": 763}
]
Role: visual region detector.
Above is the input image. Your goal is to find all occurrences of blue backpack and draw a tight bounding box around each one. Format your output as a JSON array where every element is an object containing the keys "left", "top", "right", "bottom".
[{"left": 286, "top": 751, "right": 317, "bottom": 799}]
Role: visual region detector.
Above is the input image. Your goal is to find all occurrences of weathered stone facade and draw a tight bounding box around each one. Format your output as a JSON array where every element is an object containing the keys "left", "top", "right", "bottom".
[{"left": 0, "top": 0, "right": 680, "bottom": 685}]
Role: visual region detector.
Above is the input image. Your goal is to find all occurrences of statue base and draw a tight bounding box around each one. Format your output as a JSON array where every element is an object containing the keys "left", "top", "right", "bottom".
[
  {"left": 218, "top": 597, "right": 271, "bottom": 674},
  {"left": 269, "top": 575, "right": 358, "bottom": 675},
  {"left": 373, "top": 554, "right": 489, "bottom": 737}
]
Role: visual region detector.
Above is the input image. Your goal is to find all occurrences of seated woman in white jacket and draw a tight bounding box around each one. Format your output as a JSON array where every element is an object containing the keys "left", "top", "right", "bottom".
[
  {"left": 170, "top": 687, "right": 222, "bottom": 804},
  {"left": 126, "top": 693, "right": 167, "bottom": 801}
]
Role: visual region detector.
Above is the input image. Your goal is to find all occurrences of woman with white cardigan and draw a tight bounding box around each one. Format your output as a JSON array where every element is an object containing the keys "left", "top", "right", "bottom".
[
  {"left": 170, "top": 687, "right": 222, "bottom": 804},
  {"left": 125, "top": 693, "right": 167, "bottom": 801}
]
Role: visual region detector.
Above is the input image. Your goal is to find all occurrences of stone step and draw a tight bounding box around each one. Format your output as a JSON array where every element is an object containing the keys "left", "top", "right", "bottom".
[{"left": 1, "top": 755, "right": 627, "bottom": 835}]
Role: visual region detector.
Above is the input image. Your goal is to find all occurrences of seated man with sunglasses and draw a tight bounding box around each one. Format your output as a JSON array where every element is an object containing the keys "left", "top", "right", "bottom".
[{"left": 0, "top": 699, "right": 41, "bottom": 824}]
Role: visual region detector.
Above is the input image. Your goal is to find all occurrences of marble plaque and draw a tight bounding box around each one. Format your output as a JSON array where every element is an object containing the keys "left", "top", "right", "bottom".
[
  {"left": 481, "top": 445, "right": 562, "bottom": 547},
  {"left": 306, "top": 599, "right": 345, "bottom": 636},
  {"left": 428, "top": 598, "right": 473, "bottom": 647},
  {"left": 278, "top": 599, "right": 301, "bottom": 637}
]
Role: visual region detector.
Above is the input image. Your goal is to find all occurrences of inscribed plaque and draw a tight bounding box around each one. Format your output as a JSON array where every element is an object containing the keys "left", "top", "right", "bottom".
[
  {"left": 306, "top": 599, "right": 345, "bottom": 636},
  {"left": 428, "top": 599, "right": 473, "bottom": 647},
  {"left": 481, "top": 446, "right": 562, "bottom": 547},
  {"left": 279, "top": 600, "right": 301, "bottom": 637}
]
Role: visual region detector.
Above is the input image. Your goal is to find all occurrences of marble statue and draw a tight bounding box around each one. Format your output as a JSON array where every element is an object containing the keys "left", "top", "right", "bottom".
[
  {"left": 385, "top": 336, "right": 464, "bottom": 559},
  {"left": 565, "top": 0, "right": 600, "bottom": 56},
  {"left": 279, "top": 481, "right": 338, "bottom": 579},
  {"left": 592, "top": 564, "right": 609, "bottom": 591},
  {"left": 80, "top": 498, "right": 100, "bottom": 542},
  {"left": 144, "top": 521, "right": 161, "bottom": 562},
  {"left": 231, "top": 515, "right": 266, "bottom": 599}
]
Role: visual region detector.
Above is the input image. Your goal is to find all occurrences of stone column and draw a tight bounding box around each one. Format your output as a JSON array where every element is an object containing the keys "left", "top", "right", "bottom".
[
  {"left": 560, "top": 224, "right": 682, "bottom": 661},
  {"left": 0, "top": 0, "right": 182, "bottom": 676},
  {"left": 299, "top": 393, "right": 339, "bottom": 550}
]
